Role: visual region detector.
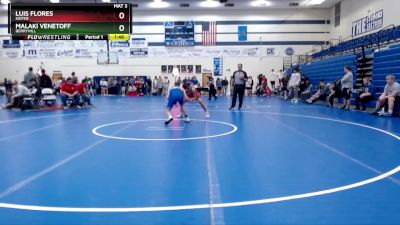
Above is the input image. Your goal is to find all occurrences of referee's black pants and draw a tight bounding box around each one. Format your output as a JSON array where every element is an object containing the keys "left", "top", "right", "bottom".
[{"left": 231, "top": 84, "right": 245, "bottom": 109}]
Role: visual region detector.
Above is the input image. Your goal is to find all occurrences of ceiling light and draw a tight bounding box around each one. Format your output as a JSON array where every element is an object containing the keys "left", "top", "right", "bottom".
[
  {"left": 200, "top": 0, "right": 220, "bottom": 8},
  {"left": 1, "top": 0, "right": 10, "bottom": 4},
  {"left": 49, "top": 0, "right": 60, "bottom": 3},
  {"left": 102, "top": 0, "right": 111, "bottom": 3},
  {"left": 251, "top": 0, "right": 271, "bottom": 7},
  {"left": 149, "top": 0, "right": 170, "bottom": 8},
  {"left": 305, "top": 0, "right": 326, "bottom": 5}
]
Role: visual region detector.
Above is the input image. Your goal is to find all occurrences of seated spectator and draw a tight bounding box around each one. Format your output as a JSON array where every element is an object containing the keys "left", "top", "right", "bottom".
[
  {"left": 300, "top": 80, "right": 313, "bottom": 101},
  {"left": 127, "top": 84, "right": 138, "bottom": 96},
  {"left": 60, "top": 77, "right": 80, "bottom": 109},
  {"left": 328, "top": 82, "right": 341, "bottom": 107},
  {"left": 354, "top": 77, "right": 375, "bottom": 111},
  {"left": 307, "top": 80, "right": 327, "bottom": 104},
  {"left": 77, "top": 79, "right": 92, "bottom": 106},
  {"left": 29, "top": 78, "right": 42, "bottom": 100},
  {"left": 39, "top": 69, "right": 53, "bottom": 89},
  {"left": 370, "top": 74, "right": 400, "bottom": 117},
  {"left": 1, "top": 81, "right": 31, "bottom": 110},
  {"left": 339, "top": 65, "right": 354, "bottom": 110}
]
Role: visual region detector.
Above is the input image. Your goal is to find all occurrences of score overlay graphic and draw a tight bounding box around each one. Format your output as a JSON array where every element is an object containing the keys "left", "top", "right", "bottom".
[{"left": 9, "top": 3, "right": 131, "bottom": 40}]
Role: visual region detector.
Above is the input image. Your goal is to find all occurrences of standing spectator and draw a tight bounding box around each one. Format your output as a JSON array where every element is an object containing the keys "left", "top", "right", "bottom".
[
  {"left": 229, "top": 63, "right": 248, "bottom": 111},
  {"left": 229, "top": 76, "right": 234, "bottom": 96},
  {"left": 216, "top": 78, "right": 223, "bottom": 96},
  {"left": 54, "top": 78, "right": 62, "bottom": 95},
  {"left": 162, "top": 76, "right": 170, "bottom": 96},
  {"left": 71, "top": 72, "right": 78, "bottom": 84},
  {"left": 246, "top": 76, "right": 254, "bottom": 96},
  {"left": 280, "top": 75, "right": 289, "bottom": 100},
  {"left": 60, "top": 77, "right": 80, "bottom": 109},
  {"left": 77, "top": 79, "right": 92, "bottom": 106},
  {"left": 100, "top": 78, "right": 108, "bottom": 96},
  {"left": 354, "top": 77, "right": 375, "bottom": 111},
  {"left": 371, "top": 74, "right": 400, "bottom": 117},
  {"left": 328, "top": 82, "right": 341, "bottom": 107},
  {"left": 222, "top": 77, "right": 229, "bottom": 96},
  {"left": 208, "top": 78, "right": 217, "bottom": 101},
  {"left": 270, "top": 69, "right": 278, "bottom": 93},
  {"left": 23, "top": 67, "right": 38, "bottom": 88},
  {"left": 153, "top": 77, "right": 159, "bottom": 95},
  {"left": 39, "top": 69, "right": 53, "bottom": 89},
  {"left": 158, "top": 76, "right": 163, "bottom": 96},
  {"left": 288, "top": 68, "right": 301, "bottom": 103},
  {"left": 146, "top": 77, "right": 152, "bottom": 96},
  {"left": 120, "top": 77, "right": 127, "bottom": 96},
  {"left": 339, "top": 65, "right": 354, "bottom": 110}
]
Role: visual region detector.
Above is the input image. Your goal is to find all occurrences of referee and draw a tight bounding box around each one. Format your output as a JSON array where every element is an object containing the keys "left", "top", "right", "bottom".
[{"left": 230, "top": 63, "right": 248, "bottom": 111}]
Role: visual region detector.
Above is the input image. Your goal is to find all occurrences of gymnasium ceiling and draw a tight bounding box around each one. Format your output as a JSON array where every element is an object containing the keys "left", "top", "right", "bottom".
[{"left": 4, "top": 0, "right": 341, "bottom": 10}]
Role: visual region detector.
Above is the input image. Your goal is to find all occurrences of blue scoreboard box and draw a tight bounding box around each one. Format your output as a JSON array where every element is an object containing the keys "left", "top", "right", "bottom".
[{"left": 164, "top": 21, "right": 195, "bottom": 47}]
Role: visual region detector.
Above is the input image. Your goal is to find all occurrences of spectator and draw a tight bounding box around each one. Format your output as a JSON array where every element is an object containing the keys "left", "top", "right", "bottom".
[
  {"left": 158, "top": 76, "right": 163, "bottom": 96},
  {"left": 162, "top": 76, "right": 169, "bottom": 96},
  {"left": 146, "top": 76, "right": 152, "bottom": 96},
  {"left": 100, "top": 78, "right": 108, "bottom": 96},
  {"left": 216, "top": 78, "right": 223, "bottom": 96},
  {"left": 288, "top": 68, "right": 301, "bottom": 103},
  {"left": 120, "top": 77, "right": 127, "bottom": 96},
  {"left": 339, "top": 65, "right": 354, "bottom": 110},
  {"left": 54, "top": 78, "right": 63, "bottom": 95},
  {"left": 371, "top": 74, "right": 400, "bottom": 117},
  {"left": 71, "top": 72, "right": 78, "bottom": 84},
  {"left": 77, "top": 79, "right": 92, "bottom": 106},
  {"left": 246, "top": 76, "right": 254, "bottom": 96},
  {"left": 300, "top": 80, "right": 313, "bottom": 101},
  {"left": 280, "top": 75, "right": 289, "bottom": 100},
  {"left": 1, "top": 81, "right": 31, "bottom": 110},
  {"left": 60, "top": 77, "right": 80, "bottom": 109},
  {"left": 23, "top": 67, "right": 39, "bottom": 88},
  {"left": 29, "top": 78, "right": 41, "bottom": 100},
  {"left": 270, "top": 69, "right": 278, "bottom": 93},
  {"left": 222, "top": 77, "right": 229, "bottom": 96},
  {"left": 307, "top": 80, "right": 327, "bottom": 104},
  {"left": 328, "top": 82, "right": 341, "bottom": 107},
  {"left": 152, "top": 77, "right": 159, "bottom": 95},
  {"left": 354, "top": 77, "right": 375, "bottom": 111},
  {"left": 208, "top": 78, "right": 217, "bottom": 100},
  {"left": 39, "top": 69, "right": 53, "bottom": 89},
  {"left": 229, "top": 76, "right": 234, "bottom": 96}
]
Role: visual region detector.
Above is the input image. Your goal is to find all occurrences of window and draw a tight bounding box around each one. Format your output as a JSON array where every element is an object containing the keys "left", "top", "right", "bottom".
[{"left": 334, "top": 2, "right": 341, "bottom": 27}]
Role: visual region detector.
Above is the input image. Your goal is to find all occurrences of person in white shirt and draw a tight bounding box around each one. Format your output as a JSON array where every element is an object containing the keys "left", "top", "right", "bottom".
[
  {"left": 100, "top": 78, "right": 108, "bottom": 96},
  {"left": 270, "top": 69, "right": 278, "bottom": 93},
  {"left": 2, "top": 81, "right": 31, "bottom": 109},
  {"left": 288, "top": 68, "right": 301, "bottom": 103}
]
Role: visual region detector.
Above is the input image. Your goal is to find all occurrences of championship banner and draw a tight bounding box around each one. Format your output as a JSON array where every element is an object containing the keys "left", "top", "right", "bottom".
[
  {"left": 213, "top": 58, "right": 223, "bottom": 76},
  {"left": 2, "top": 40, "right": 21, "bottom": 48},
  {"left": 130, "top": 48, "right": 148, "bottom": 57},
  {"left": 238, "top": 26, "right": 247, "bottom": 42}
]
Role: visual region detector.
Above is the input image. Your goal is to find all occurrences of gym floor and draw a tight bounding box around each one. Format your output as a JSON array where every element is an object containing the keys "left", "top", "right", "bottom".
[{"left": 0, "top": 96, "right": 399, "bottom": 225}]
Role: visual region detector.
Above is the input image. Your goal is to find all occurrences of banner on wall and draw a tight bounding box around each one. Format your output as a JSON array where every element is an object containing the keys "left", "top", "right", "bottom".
[
  {"left": 131, "top": 38, "right": 148, "bottom": 48},
  {"left": 37, "top": 41, "right": 55, "bottom": 48},
  {"left": 39, "top": 49, "right": 57, "bottom": 58},
  {"left": 22, "top": 41, "right": 36, "bottom": 48},
  {"left": 55, "top": 41, "right": 75, "bottom": 48},
  {"left": 352, "top": 10, "right": 383, "bottom": 36},
  {"left": 130, "top": 48, "right": 148, "bottom": 57},
  {"left": 75, "top": 49, "right": 93, "bottom": 58},
  {"left": 57, "top": 49, "right": 74, "bottom": 57},
  {"left": 110, "top": 41, "right": 130, "bottom": 48},
  {"left": 2, "top": 40, "right": 20, "bottom": 48},
  {"left": 23, "top": 49, "right": 38, "bottom": 59},
  {"left": 265, "top": 47, "right": 279, "bottom": 56},
  {"left": 213, "top": 58, "right": 223, "bottom": 76},
  {"left": 3, "top": 50, "right": 22, "bottom": 58},
  {"left": 238, "top": 26, "right": 247, "bottom": 42}
]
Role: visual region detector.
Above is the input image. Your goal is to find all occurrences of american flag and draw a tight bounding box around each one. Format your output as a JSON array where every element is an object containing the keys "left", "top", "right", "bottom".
[{"left": 202, "top": 21, "right": 217, "bottom": 46}]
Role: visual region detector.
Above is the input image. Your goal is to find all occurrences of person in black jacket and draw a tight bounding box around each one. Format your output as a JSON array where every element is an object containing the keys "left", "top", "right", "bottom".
[
  {"left": 230, "top": 64, "right": 248, "bottom": 110},
  {"left": 39, "top": 69, "right": 53, "bottom": 89},
  {"left": 208, "top": 78, "right": 217, "bottom": 101}
]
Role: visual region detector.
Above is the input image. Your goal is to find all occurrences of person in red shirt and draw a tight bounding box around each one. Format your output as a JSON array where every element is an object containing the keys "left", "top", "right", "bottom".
[
  {"left": 60, "top": 77, "right": 80, "bottom": 109},
  {"left": 77, "top": 79, "right": 92, "bottom": 106}
]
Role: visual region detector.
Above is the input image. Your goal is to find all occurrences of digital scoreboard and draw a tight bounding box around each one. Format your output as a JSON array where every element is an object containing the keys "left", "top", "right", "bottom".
[
  {"left": 164, "top": 21, "right": 195, "bottom": 47},
  {"left": 8, "top": 3, "right": 131, "bottom": 41}
]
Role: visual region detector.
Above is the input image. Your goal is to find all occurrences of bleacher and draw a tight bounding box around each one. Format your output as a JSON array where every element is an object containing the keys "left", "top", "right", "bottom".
[
  {"left": 373, "top": 45, "right": 400, "bottom": 111},
  {"left": 299, "top": 54, "right": 357, "bottom": 87}
]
